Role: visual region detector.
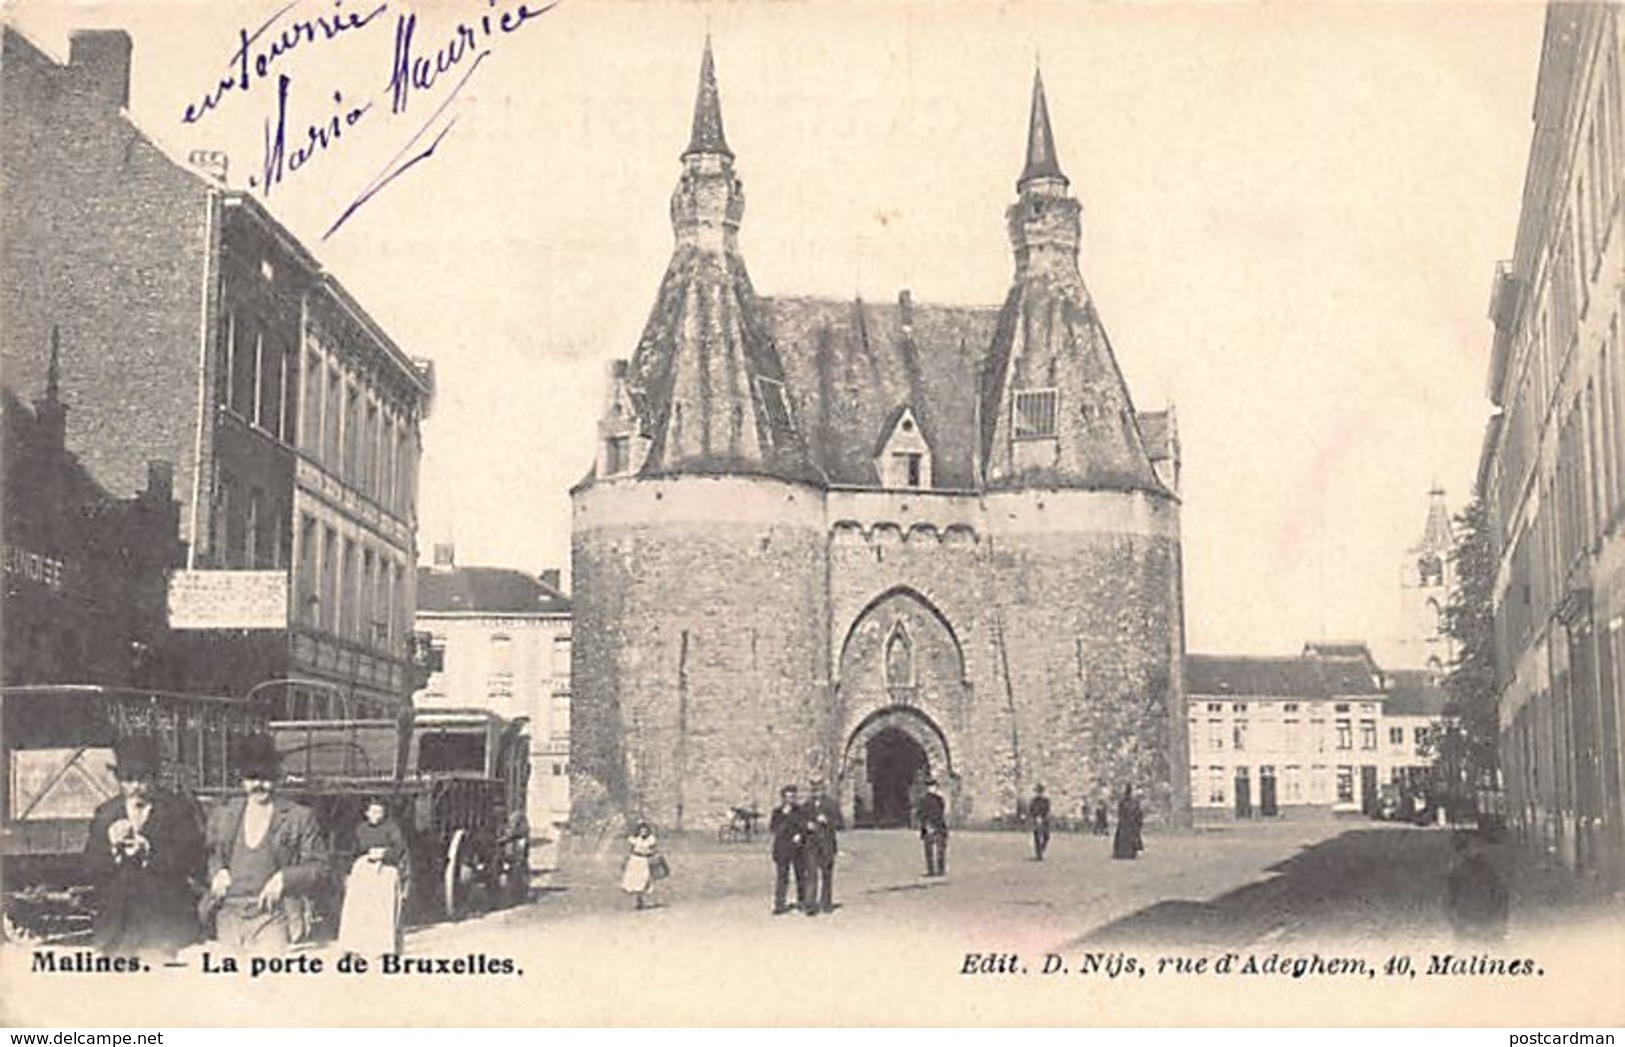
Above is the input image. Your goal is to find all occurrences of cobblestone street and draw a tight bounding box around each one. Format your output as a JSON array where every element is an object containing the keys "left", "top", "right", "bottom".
[{"left": 385, "top": 820, "right": 1624, "bottom": 1025}]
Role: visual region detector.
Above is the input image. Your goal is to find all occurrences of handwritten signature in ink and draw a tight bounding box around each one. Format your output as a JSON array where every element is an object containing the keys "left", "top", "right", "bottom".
[
  {"left": 325, "top": 0, "right": 562, "bottom": 240},
  {"left": 184, "top": 0, "right": 387, "bottom": 124}
]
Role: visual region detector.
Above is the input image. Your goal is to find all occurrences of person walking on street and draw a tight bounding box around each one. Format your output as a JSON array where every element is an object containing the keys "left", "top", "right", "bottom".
[
  {"left": 916, "top": 777, "right": 949, "bottom": 876},
  {"left": 83, "top": 735, "right": 205, "bottom": 959},
  {"left": 621, "top": 821, "right": 661, "bottom": 910},
  {"left": 201, "top": 734, "right": 328, "bottom": 954},
  {"left": 769, "top": 785, "right": 808, "bottom": 914},
  {"left": 1111, "top": 784, "right": 1144, "bottom": 860},
  {"left": 803, "top": 776, "right": 843, "bottom": 915},
  {"left": 1028, "top": 784, "right": 1052, "bottom": 860},
  {"left": 1445, "top": 829, "right": 1508, "bottom": 942},
  {"left": 1092, "top": 801, "right": 1110, "bottom": 837}
]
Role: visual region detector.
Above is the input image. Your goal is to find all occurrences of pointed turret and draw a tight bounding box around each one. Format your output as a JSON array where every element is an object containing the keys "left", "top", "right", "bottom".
[
  {"left": 1421, "top": 486, "right": 1453, "bottom": 552},
  {"left": 684, "top": 37, "right": 733, "bottom": 160},
  {"left": 45, "top": 325, "right": 61, "bottom": 404},
  {"left": 1018, "top": 68, "right": 1067, "bottom": 189},
  {"left": 591, "top": 41, "right": 814, "bottom": 486},
  {"left": 34, "top": 325, "right": 68, "bottom": 452},
  {"left": 980, "top": 70, "right": 1161, "bottom": 494}
]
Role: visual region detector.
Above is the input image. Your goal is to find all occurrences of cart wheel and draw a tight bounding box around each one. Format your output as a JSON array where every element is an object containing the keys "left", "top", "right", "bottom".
[{"left": 443, "top": 829, "right": 475, "bottom": 920}]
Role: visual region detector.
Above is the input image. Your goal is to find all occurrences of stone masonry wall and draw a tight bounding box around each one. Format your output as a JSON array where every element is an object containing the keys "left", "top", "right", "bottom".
[{"left": 572, "top": 476, "right": 829, "bottom": 833}]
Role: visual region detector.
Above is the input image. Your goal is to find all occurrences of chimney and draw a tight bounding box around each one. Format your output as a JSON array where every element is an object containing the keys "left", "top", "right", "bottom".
[
  {"left": 144, "top": 460, "right": 174, "bottom": 502},
  {"left": 69, "top": 30, "right": 133, "bottom": 110},
  {"left": 539, "top": 569, "right": 562, "bottom": 592},
  {"left": 432, "top": 542, "right": 455, "bottom": 570},
  {"left": 188, "top": 150, "right": 230, "bottom": 185}
]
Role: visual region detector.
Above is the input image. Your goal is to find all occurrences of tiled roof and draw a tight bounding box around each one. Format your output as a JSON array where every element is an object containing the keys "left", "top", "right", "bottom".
[
  {"left": 1384, "top": 670, "right": 1448, "bottom": 718},
  {"left": 767, "top": 295, "right": 995, "bottom": 489},
  {"left": 1184, "top": 654, "right": 1383, "bottom": 699},
  {"left": 416, "top": 566, "right": 570, "bottom": 616}
]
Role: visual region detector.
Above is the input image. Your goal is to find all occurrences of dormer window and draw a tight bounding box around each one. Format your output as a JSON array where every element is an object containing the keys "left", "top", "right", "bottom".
[
  {"left": 874, "top": 406, "right": 933, "bottom": 490},
  {"left": 756, "top": 376, "right": 794, "bottom": 434},
  {"left": 1014, "top": 388, "right": 1058, "bottom": 440}
]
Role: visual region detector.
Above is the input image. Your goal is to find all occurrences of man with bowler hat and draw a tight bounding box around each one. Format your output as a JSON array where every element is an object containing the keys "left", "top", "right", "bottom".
[
  {"left": 1028, "top": 783, "right": 1052, "bottom": 860},
  {"left": 769, "top": 784, "right": 808, "bottom": 914},
  {"left": 83, "top": 735, "right": 205, "bottom": 957},
  {"left": 803, "top": 776, "right": 843, "bottom": 915},
  {"left": 201, "top": 733, "right": 328, "bottom": 953},
  {"left": 916, "top": 777, "right": 949, "bottom": 876}
]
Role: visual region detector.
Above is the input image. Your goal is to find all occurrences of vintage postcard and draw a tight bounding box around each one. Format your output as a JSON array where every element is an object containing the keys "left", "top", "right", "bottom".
[{"left": 2, "top": 0, "right": 1623, "bottom": 1028}]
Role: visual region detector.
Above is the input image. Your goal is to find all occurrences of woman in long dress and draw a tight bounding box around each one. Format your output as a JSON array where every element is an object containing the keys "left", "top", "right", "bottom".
[
  {"left": 621, "top": 822, "right": 659, "bottom": 910},
  {"left": 339, "top": 798, "right": 409, "bottom": 955},
  {"left": 1112, "top": 785, "right": 1144, "bottom": 860}
]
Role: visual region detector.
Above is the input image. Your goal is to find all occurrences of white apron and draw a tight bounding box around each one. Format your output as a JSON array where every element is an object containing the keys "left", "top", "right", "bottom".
[{"left": 338, "top": 856, "right": 402, "bottom": 956}]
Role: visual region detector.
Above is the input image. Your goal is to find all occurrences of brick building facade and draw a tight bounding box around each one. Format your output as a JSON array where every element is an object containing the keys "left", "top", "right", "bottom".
[
  {"left": 2, "top": 335, "right": 184, "bottom": 688},
  {"left": 571, "top": 45, "right": 1188, "bottom": 831},
  {"left": 1, "top": 27, "right": 432, "bottom": 712},
  {"left": 1478, "top": 4, "right": 1625, "bottom": 887}
]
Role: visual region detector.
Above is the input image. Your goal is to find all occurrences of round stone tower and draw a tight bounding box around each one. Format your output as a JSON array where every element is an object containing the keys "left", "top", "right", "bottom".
[{"left": 571, "top": 42, "right": 831, "bottom": 831}]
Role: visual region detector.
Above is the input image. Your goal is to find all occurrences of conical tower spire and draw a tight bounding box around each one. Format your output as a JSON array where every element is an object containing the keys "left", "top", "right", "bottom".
[
  {"left": 45, "top": 325, "right": 61, "bottom": 403},
  {"left": 1019, "top": 67, "right": 1067, "bottom": 188},
  {"left": 684, "top": 36, "right": 733, "bottom": 159}
]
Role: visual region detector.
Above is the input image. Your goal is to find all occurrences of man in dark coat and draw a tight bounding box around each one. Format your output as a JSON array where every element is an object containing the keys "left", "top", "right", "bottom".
[
  {"left": 1112, "top": 784, "right": 1144, "bottom": 859},
  {"left": 769, "top": 784, "right": 808, "bottom": 914},
  {"left": 802, "top": 777, "right": 844, "bottom": 915},
  {"left": 83, "top": 735, "right": 205, "bottom": 958},
  {"left": 1446, "top": 830, "right": 1509, "bottom": 941},
  {"left": 916, "top": 777, "right": 948, "bottom": 876},
  {"left": 1028, "top": 784, "right": 1052, "bottom": 860},
  {"left": 201, "top": 734, "right": 329, "bottom": 953}
]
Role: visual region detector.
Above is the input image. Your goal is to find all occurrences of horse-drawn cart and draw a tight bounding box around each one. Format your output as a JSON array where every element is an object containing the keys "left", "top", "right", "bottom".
[
  {"left": 269, "top": 708, "right": 531, "bottom": 920},
  {"left": 1, "top": 685, "right": 265, "bottom": 943}
]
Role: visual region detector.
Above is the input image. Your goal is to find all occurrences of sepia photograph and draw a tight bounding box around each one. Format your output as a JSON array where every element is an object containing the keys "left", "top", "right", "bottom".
[{"left": 0, "top": 0, "right": 1622, "bottom": 1028}]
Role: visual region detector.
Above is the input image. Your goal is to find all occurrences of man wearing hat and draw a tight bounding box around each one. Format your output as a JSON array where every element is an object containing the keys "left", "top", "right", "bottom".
[
  {"left": 83, "top": 735, "right": 205, "bottom": 957},
  {"left": 768, "top": 784, "right": 808, "bottom": 914},
  {"left": 1028, "top": 783, "right": 1052, "bottom": 861},
  {"left": 916, "top": 776, "right": 949, "bottom": 877},
  {"left": 802, "top": 776, "right": 844, "bottom": 916},
  {"left": 202, "top": 733, "right": 328, "bottom": 952}
]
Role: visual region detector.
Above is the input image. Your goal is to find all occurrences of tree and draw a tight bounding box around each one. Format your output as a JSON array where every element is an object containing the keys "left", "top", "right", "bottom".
[{"left": 1432, "top": 493, "right": 1501, "bottom": 823}]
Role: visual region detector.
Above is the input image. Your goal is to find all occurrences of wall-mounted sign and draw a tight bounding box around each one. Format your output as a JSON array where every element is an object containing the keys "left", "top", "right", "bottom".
[
  {"left": 168, "top": 570, "right": 288, "bottom": 630},
  {"left": 3, "top": 544, "right": 67, "bottom": 590}
]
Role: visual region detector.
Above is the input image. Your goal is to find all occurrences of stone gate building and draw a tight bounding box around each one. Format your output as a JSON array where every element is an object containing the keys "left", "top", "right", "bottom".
[{"left": 571, "top": 43, "right": 1189, "bottom": 831}]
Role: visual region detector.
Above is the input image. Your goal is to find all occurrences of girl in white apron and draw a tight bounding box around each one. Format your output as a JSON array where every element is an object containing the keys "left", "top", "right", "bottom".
[{"left": 339, "top": 798, "right": 409, "bottom": 955}]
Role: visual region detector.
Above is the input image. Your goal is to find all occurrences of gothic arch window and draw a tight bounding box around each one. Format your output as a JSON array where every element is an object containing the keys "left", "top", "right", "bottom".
[
  {"left": 884, "top": 622, "right": 915, "bottom": 689},
  {"left": 1417, "top": 553, "right": 1444, "bottom": 587}
]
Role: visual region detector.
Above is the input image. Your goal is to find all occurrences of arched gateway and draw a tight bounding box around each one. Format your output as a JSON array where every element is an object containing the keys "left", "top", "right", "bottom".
[
  {"left": 836, "top": 587, "right": 965, "bottom": 827},
  {"left": 843, "top": 706, "right": 952, "bottom": 827}
]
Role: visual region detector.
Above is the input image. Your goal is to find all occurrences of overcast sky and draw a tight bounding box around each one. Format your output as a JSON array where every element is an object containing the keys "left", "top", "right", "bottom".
[{"left": 8, "top": 0, "right": 1547, "bottom": 657}]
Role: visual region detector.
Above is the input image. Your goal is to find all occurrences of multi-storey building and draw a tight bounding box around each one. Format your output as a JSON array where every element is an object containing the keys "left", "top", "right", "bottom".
[
  {"left": 1, "top": 27, "right": 433, "bottom": 714},
  {"left": 1478, "top": 3, "right": 1624, "bottom": 886},
  {"left": 572, "top": 44, "right": 1188, "bottom": 830},
  {"left": 1186, "top": 648, "right": 1387, "bottom": 817},
  {"left": 414, "top": 545, "right": 573, "bottom": 838},
  {"left": 1, "top": 337, "right": 184, "bottom": 687}
]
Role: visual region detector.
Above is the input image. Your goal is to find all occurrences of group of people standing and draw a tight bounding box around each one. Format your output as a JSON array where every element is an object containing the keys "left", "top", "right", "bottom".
[
  {"left": 769, "top": 777, "right": 844, "bottom": 915},
  {"left": 84, "top": 734, "right": 411, "bottom": 961},
  {"left": 1026, "top": 783, "right": 1144, "bottom": 862}
]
